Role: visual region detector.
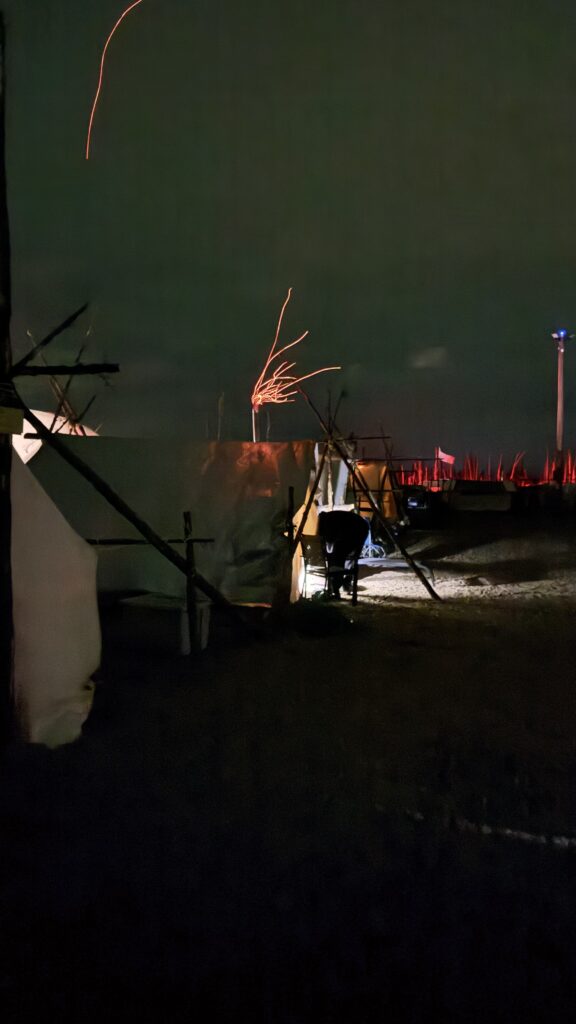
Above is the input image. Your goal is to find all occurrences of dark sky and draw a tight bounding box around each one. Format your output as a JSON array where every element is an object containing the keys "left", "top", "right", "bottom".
[{"left": 5, "top": 0, "right": 576, "bottom": 467}]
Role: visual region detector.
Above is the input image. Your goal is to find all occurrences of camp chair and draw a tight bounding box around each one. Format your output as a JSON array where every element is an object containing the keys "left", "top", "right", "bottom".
[{"left": 320, "top": 543, "right": 363, "bottom": 604}]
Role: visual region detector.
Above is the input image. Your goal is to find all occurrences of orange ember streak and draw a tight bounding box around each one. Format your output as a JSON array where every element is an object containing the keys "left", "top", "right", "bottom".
[
  {"left": 85, "top": 0, "right": 145, "bottom": 160},
  {"left": 251, "top": 288, "right": 340, "bottom": 409}
]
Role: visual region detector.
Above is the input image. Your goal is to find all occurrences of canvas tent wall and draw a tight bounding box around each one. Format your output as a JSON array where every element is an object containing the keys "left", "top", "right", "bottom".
[
  {"left": 29, "top": 439, "right": 316, "bottom": 606},
  {"left": 11, "top": 453, "right": 100, "bottom": 747},
  {"left": 349, "top": 460, "right": 399, "bottom": 521}
]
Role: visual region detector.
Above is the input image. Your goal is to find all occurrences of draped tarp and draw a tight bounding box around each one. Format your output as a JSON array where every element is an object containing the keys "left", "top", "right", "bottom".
[
  {"left": 29, "top": 440, "right": 316, "bottom": 605},
  {"left": 11, "top": 455, "right": 100, "bottom": 747}
]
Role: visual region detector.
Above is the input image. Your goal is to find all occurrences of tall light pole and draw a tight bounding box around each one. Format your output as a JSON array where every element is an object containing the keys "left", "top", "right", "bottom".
[{"left": 551, "top": 328, "right": 574, "bottom": 483}]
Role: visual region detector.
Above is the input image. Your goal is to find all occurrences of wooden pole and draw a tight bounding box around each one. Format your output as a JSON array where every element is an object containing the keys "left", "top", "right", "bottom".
[
  {"left": 290, "top": 443, "right": 328, "bottom": 556},
  {"left": 14, "top": 362, "right": 119, "bottom": 376},
  {"left": 9, "top": 302, "right": 88, "bottom": 374},
  {"left": 0, "top": 13, "right": 15, "bottom": 747},
  {"left": 380, "top": 429, "right": 408, "bottom": 524},
  {"left": 252, "top": 405, "right": 260, "bottom": 443}
]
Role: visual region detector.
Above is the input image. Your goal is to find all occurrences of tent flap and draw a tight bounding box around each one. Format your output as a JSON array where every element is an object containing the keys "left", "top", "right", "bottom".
[{"left": 11, "top": 455, "right": 101, "bottom": 746}]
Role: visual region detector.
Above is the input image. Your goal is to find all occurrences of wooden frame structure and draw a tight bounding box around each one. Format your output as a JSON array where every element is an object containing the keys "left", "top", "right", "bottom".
[{"left": 293, "top": 392, "right": 442, "bottom": 603}]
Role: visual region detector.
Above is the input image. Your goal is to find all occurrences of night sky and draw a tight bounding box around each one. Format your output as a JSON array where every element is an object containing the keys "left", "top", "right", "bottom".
[{"left": 5, "top": 0, "right": 576, "bottom": 468}]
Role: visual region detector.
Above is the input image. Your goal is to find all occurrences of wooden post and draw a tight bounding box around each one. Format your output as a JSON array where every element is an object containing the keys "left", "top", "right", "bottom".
[
  {"left": 351, "top": 557, "right": 360, "bottom": 607},
  {"left": 183, "top": 511, "right": 198, "bottom": 654},
  {"left": 9, "top": 302, "right": 88, "bottom": 374},
  {"left": 0, "top": 14, "right": 15, "bottom": 748},
  {"left": 380, "top": 429, "right": 408, "bottom": 525},
  {"left": 252, "top": 405, "right": 260, "bottom": 443},
  {"left": 290, "top": 444, "right": 328, "bottom": 557},
  {"left": 14, "top": 362, "right": 119, "bottom": 376}
]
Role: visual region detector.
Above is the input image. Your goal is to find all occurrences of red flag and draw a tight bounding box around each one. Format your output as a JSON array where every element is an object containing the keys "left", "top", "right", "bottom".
[{"left": 435, "top": 446, "right": 455, "bottom": 465}]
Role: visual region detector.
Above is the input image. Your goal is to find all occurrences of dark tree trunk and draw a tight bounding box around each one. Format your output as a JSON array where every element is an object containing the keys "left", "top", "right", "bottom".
[{"left": 0, "top": 13, "right": 15, "bottom": 749}]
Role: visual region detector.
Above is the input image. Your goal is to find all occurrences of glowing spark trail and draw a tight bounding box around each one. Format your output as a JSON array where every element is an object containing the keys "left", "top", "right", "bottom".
[
  {"left": 251, "top": 288, "right": 340, "bottom": 441},
  {"left": 85, "top": 0, "right": 145, "bottom": 160}
]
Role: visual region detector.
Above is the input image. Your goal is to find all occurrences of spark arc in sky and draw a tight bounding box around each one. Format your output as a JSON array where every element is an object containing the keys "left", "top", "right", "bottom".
[
  {"left": 251, "top": 288, "right": 340, "bottom": 410},
  {"left": 85, "top": 0, "right": 145, "bottom": 160}
]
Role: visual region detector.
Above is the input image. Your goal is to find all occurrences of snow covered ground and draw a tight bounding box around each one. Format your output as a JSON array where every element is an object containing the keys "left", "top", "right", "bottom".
[{"left": 305, "top": 509, "right": 576, "bottom": 604}]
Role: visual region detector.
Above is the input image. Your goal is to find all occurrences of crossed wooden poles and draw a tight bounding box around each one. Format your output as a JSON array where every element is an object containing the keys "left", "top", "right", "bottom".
[{"left": 292, "top": 391, "right": 441, "bottom": 603}]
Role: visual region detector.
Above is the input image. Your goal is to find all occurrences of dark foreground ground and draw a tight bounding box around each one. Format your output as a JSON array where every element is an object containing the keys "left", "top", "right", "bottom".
[{"left": 2, "top": 517, "right": 576, "bottom": 1021}]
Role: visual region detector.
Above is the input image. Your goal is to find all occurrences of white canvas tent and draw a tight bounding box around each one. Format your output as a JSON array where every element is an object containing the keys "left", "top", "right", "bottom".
[
  {"left": 12, "top": 409, "right": 98, "bottom": 464},
  {"left": 11, "top": 453, "right": 100, "bottom": 747},
  {"left": 28, "top": 438, "right": 316, "bottom": 607}
]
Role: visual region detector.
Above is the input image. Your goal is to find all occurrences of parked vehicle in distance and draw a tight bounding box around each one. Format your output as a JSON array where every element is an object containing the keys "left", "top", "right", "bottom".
[{"left": 402, "top": 485, "right": 440, "bottom": 527}]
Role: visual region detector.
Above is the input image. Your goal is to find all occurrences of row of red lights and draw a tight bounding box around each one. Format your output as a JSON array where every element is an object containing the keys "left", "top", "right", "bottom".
[{"left": 395, "top": 454, "right": 576, "bottom": 487}]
